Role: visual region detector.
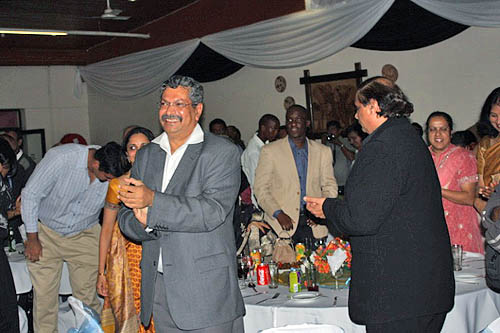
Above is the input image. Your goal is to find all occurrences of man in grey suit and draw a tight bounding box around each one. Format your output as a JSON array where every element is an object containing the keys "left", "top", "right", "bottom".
[{"left": 118, "top": 75, "right": 245, "bottom": 332}]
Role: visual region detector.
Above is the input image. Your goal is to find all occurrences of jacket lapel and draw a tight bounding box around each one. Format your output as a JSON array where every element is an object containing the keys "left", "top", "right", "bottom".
[
  {"left": 149, "top": 145, "right": 166, "bottom": 192},
  {"left": 164, "top": 142, "right": 203, "bottom": 193}
]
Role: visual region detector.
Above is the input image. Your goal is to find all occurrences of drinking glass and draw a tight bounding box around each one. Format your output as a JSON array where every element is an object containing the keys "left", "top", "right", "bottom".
[
  {"left": 268, "top": 261, "right": 278, "bottom": 289},
  {"left": 242, "top": 255, "right": 255, "bottom": 287},
  {"left": 237, "top": 255, "right": 247, "bottom": 289},
  {"left": 334, "top": 266, "right": 344, "bottom": 290},
  {"left": 452, "top": 244, "right": 463, "bottom": 271}
]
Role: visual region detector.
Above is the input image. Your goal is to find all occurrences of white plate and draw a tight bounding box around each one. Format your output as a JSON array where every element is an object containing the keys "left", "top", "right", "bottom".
[
  {"left": 455, "top": 273, "right": 482, "bottom": 283},
  {"left": 464, "top": 252, "right": 484, "bottom": 259},
  {"left": 291, "top": 291, "right": 320, "bottom": 301}
]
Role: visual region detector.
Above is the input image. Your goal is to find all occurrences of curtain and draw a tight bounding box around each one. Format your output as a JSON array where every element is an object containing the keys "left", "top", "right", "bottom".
[
  {"left": 411, "top": 0, "right": 500, "bottom": 27},
  {"left": 76, "top": 0, "right": 500, "bottom": 99},
  {"left": 77, "top": 39, "right": 199, "bottom": 99},
  {"left": 201, "top": 0, "right": 393, "bottom": 69}
]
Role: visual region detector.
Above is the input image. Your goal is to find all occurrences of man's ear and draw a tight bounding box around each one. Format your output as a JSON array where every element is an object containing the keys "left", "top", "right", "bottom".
[{"left": 195, "top": 103, "right": 203, "bottom": 121}]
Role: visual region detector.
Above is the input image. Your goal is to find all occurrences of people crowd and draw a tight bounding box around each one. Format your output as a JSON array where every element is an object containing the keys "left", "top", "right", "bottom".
[{"left": 1, "top": 75, "right": 499, "bottom": 332}]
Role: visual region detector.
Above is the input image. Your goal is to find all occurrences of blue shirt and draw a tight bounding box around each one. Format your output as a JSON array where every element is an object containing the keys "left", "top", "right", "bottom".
[
  {"left": 289, "top": 137, "right": 308, "bottom": 209},
  {"left": 21, "top": 144, "right": 110, "bottom": 236}
]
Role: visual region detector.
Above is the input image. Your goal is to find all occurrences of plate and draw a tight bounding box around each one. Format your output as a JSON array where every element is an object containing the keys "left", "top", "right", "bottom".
[
  {"left": 464, "top": 252, "right": 484, "bottom": 259},
  {"left": 291, "top": 291, "right": 320, "bottom": 301},
  {"left": 454, "top": 272, "right": 482, "bottom": 283}
]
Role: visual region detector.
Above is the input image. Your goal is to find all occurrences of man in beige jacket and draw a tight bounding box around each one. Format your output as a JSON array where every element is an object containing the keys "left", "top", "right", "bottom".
[{"left": 254, "top": 105, "right": 337, "bottom": 245}]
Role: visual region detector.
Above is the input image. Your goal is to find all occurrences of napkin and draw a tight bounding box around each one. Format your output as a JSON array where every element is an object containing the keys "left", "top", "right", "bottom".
[{"left": 327, "top": 248, "right": 347, "bottom": 275}]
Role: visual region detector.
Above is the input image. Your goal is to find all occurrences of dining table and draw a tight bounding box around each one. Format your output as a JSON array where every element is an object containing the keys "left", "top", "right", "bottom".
[
  {"left": 6, "top": 244, "right": 72, "bottom": 295},
  {"left": 243, "top": 252, "right": 500, "bottom": 333}
]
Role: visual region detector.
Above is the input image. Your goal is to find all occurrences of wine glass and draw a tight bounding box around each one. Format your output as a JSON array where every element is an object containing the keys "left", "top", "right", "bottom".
[
  {"left": 334, "top": 266, "right": 344, "bottom": 290},
  {"left": 236, "top": 255, "right": 248, "bottom": 289}
]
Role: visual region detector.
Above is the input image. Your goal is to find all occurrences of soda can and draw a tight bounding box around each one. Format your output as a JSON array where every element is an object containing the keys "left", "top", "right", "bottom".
[
  {"left": 257, "top": 263, "right": 270, "bottom": 286},
  {"left": 250, "top": 249, "right": 262, "bottom": 269},
  {"left": 289, "top": 268, "right": 301, "bottom": 293}
]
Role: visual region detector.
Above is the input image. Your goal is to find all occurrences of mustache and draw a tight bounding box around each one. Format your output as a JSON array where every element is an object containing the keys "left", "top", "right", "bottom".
[{"left": 161, "top": 114, "right": 182, "bottom": 122}]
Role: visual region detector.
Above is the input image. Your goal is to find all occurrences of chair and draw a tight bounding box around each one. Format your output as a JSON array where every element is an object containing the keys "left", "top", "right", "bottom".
[
  {"left": 260, "top": 323, "right": 344, "bottom": 333},
  {"left": 481, "top": 316, "right": 500, "bottom": 333},
  {"left": 18, "top": 306, "right": 28, "bottom": 333}
]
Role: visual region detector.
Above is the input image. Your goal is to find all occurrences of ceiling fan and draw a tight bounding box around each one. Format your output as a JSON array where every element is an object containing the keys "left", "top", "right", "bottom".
[{"left": 98, "top": 0, "right": 131, "bottom": 20}]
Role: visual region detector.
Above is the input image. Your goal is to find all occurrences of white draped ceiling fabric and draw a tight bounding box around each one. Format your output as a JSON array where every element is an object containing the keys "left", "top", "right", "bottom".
[{"left": 76, "top": 0, "right": 500, "bottom": 99}]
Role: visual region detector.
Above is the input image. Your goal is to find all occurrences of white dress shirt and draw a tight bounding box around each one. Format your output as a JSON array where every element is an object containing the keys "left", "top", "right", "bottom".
[
  {"left": 150, "top": 124, "right": 204, "bottom": 272},
  {"left": 241, "top": 132, "right": 265, "bottom": 207}
]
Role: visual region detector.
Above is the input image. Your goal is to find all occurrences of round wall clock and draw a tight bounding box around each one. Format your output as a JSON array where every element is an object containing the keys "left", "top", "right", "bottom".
[
  {"left": 284, "top": 96, "right": 295, "bottom": 110},
  {"left": 275, "top": 75, "right": 287, "bottom": 93},
  {"left": 381, "top": 64, "right": 399, "bottom": 82}
]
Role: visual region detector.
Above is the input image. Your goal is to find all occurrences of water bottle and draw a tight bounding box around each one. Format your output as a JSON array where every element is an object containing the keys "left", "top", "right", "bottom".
[{"left": 8, "top": 226, "right": 16, "bottom": 252}]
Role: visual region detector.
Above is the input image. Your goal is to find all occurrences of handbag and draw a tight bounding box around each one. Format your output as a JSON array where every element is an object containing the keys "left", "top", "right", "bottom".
[
  {"left": 486, "top": 245, "right": 500, "bottom": 293},
  {"left": 272, "top": 231, "right": 296, "bottom": 264}
]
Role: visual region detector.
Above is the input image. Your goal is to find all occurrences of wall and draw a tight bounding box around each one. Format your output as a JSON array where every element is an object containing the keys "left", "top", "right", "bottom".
[{"left": 0, "top": 66, "right": 90, "bottom": 148}]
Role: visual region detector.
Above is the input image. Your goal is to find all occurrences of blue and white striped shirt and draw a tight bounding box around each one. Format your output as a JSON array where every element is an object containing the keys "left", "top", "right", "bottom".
[{"left": 21, "top": 144, "right": 109, "bottom": 236}]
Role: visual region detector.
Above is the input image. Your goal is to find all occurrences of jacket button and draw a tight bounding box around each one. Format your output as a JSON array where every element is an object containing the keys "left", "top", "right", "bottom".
[{"left": 153, "top": 261, "right": 157, "bottom": 266}]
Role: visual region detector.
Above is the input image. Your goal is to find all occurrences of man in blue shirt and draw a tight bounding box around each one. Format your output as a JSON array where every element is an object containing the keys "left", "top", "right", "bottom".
[
  {"left": 254, "top": 105, "right": 337, "bottom": 247},
  {"left": 22, "top": 142, "right": 129, "bottom": 333}
]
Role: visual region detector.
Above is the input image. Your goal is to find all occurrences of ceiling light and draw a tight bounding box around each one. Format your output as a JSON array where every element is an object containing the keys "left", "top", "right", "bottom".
[
  {"left": 0, "top": 28, "right": 149, "bottom": 39},
  {"left": 0, "top": 28, "right": 67, "bottom": 36}
]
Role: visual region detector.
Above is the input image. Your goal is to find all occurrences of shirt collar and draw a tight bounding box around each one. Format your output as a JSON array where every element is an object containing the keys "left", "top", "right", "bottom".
[
  {"left": 152, "top": 123, "right": 204, "bottom": 154},
  {"left": 288, "top": 136, "right": 308, "bottom": 152},
  {"left": 16, "top": 149, "right": 23, "bottom": 161}
]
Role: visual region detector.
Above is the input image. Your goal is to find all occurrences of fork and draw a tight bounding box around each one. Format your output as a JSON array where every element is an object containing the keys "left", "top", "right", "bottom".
[{"left": 255, "top": 292, "right": 280, "bottom": 305}]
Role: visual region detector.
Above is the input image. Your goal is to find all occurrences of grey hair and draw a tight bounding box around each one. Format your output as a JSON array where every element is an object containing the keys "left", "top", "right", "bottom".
[{"left": 161, "top": 75, "right": 204, "bottom": 105}]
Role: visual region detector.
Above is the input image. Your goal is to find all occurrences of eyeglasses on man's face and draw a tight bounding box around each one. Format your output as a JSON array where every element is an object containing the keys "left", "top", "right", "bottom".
[{"left": 158, "top": 101, "right": 194, "bottom": 109}]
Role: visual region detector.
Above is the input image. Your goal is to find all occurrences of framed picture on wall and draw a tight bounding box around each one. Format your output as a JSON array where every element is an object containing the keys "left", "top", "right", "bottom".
[
  {"left": 0, "top": 109, "right": 23, "bottom": 128},
  {"left": 300, "top": 63, "right": 367, "bottom": 136}
]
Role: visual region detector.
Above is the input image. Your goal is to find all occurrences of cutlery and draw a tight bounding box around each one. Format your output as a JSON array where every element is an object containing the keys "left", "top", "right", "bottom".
[
  {"left": 332, "top": 296, "right": 338, "bottom": 307},
  {"left": 255, "top": 292, "right": 280, "bottom": 305},
  {"left": 243, "top": 292, "right": 264, "bottom": 298}
]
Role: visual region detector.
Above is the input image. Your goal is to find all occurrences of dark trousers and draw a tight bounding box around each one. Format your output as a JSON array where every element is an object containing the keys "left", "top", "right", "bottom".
[
  {"left": 365, "top": 312, "right": 447, "bottom": 333},
  {"left": 0, "top": 252, "right": 19, "bottom": 333}
]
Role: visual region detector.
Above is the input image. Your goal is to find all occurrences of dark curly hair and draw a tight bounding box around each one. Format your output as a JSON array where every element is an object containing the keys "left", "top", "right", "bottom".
[
  {"left": 477, "top": 87, "right": 500, "bottom": 138},
  {"left": 0, "top": 137, "right": 17, "bottom": 178},
  {"left": 356, "top": 76, "right": 414, "bottom": 118},
  {"left": 94, "top": 142, "right": 130, "bottom": 177}
]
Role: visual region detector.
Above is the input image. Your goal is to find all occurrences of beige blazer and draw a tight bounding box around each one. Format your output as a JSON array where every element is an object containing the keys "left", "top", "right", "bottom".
[{"left": 254, "top": 137, "right": 338, "bottom": 238}]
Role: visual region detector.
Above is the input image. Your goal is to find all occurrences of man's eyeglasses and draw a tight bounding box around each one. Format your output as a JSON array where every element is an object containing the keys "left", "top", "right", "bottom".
[{"left": 158, "top": 101, "right": 194, "bottom": 109}]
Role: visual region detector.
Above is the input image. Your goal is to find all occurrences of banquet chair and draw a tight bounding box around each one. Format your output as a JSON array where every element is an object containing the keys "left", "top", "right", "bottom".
[
  {"left": 58, "top": 296, "right": 104, "bottom": 333},
  {"left": 260, "top": 323, "right": 344, "bottom": 333},
  {"left": 18, "top": 305, "right": 28, "bottom": 333},
  {"left": 481, "top": 316, "right": 500, "bottom": 332}
]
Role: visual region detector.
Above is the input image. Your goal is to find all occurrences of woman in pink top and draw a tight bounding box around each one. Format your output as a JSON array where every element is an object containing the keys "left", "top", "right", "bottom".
[{"left": 426, "top": 111, "right": 484, "bottom": 254}]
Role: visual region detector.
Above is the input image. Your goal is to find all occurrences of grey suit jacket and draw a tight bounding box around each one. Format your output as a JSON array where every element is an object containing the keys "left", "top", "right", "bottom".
[{"left": 118, "top": 131, "right": 245, "bottom": 330}]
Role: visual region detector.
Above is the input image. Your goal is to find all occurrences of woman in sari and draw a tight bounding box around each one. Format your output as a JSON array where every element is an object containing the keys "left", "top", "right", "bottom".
[
  {"left": 427, "top": 111, "right": 483, "bottom": 254},
  {"left": 97, "top": 127, "right": 155, "bottom": 332},
  {"left": 0, "top": 138, "right": 19, "bottom": 333},
  {"left": 476, "top": 87, "right": 500, "bottom": 211}
]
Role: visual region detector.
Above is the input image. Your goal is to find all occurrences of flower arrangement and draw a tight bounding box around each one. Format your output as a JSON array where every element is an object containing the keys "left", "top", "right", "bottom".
[{"left": 313, "top": 237, "right": 352, "bottom": 274}]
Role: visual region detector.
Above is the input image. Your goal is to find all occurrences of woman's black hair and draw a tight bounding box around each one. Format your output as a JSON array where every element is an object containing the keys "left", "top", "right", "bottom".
[
  {"left": 477, "top": 87, "right": 500, "bottom": 138},
  {"left": 0, "top": 137, "right": 17, "bottom": 178},
  {"left": 122, "top": 126, "right": 155, "bottom": 153}
]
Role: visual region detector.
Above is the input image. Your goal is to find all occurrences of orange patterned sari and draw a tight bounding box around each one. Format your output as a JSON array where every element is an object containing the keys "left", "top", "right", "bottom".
[
  {"left": 477, "top": 136, "right": 500, "bottom": 186},
  {"left": 101, "top": 179, "right": 155, "bottom": 333}
]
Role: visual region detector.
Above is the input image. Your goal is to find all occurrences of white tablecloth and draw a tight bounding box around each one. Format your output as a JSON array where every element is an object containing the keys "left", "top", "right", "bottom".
[
  {"left": 243, "top": 252, "right": 500, "bottom": 333},
  {"left": 7, "top": 250, "right": 72, "bottom": 295}
]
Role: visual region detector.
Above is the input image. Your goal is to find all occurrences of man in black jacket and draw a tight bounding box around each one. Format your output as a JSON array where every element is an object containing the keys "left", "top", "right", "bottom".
[{"left": 305, "top": 77, "right": 454, "bottom": 332}]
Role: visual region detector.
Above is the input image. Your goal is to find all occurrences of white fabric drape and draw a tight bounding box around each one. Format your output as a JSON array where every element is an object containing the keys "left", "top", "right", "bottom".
[
  {"left": 202, "top": 0, "right": 393, "bottom": 68},
  {"left": 76, "top": 0, "right": 500, "bottom": 99},
  {"left": 77, "top": 39, "right": 199, "bottom": 99},
  {"left": 411, "top": 0, "right": 500, "bottom": 27}
]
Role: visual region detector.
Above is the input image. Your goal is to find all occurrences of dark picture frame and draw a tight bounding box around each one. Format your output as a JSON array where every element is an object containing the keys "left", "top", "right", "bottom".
[
  {"left": 300, "top": 63, "right": 367, "bottom": 136},
  {"left": 0, "top": 109, "right": 23, "bottom": 129}
]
